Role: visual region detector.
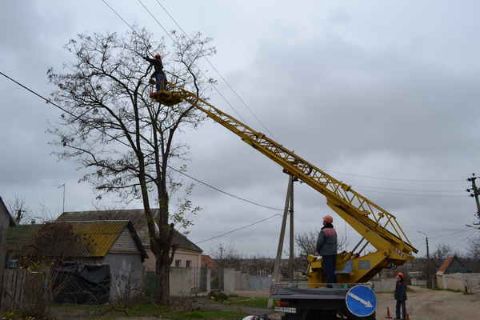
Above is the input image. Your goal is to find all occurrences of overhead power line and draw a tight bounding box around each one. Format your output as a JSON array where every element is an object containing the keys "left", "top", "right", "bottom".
[
  {"left": 0, "top": 70, "right": 91, "bottom": 122},
  {"left": 168, "top": 166, "right": 282, "bottom": 211},
  {"left": 0, "top": 70, "right": 282, "bottom": 213},
  {"left": 100, "top": 0, "right": 136, "bottom": 32},
  {"left": 195, "top": 213, "right": 281, "bottom": 244},
  {"left": 152, "top": 0, "right": 275, "bottom": 138},
  {"left": 329, "top": 169, "right": 462, "bottom": 183},
  {"left": 131, "top": 0, "right": 251, "bottom": 125}
]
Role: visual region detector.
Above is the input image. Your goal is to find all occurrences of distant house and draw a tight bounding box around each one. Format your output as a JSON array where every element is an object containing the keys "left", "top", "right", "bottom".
[
  {"left": 57, "top": 210, "right": 203, "bottom": 288},
  {"left": 437, "top": 255, "right": 472, "bottom": 275},
  {"left": 6, "top": 220, "right": 146, "bottom": 302},
  {"left": 201, "top": 255, "right": 218, "bottom": 270},
  {"left": 0, "top": 196, "right": 15, "bottom": 283}
]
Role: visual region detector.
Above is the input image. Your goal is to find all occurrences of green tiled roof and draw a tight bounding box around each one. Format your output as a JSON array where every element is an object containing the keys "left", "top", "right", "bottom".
[
  {"left": 58, "top": 210, "right": 203, "bottom": 253},
  {"left": 6, "top": 221, "right": 146, "bottom": 259}
]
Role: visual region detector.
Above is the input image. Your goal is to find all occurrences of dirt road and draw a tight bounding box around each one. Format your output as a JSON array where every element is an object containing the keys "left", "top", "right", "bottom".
[
  {"left": 236, "top": 287, "right": 479, "bottom": 320},
  {"left": 376, "top": 287, "right": 479, "bottom": 320}
]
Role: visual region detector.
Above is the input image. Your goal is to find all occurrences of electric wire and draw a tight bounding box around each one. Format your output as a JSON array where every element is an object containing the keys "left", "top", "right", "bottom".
[
  {"left": 329, "top": 169, "right": 462, "bottom": 183},
  {"left": 152, "top": 0, "right": 275, "bottom": 137},
  {"left": 360, "top": 189, "right": 465, "bottom": 198},
  {"left": 100, "top": 0, "right": 136, "bottom": 32},
  {"left": 99, "top": 1, "right": 466, "bottom": 187},
  {"left": 195, "top": 213, "right": 281, "bottom": 244},
  {"left": 0, "top": 71, "right": 467, "bottom": 204},
  {"left": 0, "top": 70, "right": 284, "bottom": 214},
  {"left": 0, "top": 70, "right": 91, "bottom": 121},
  {"left": 131, "top": 0, "right": 249, "bottom": 124},
  {"left": 168, "top": 165, "right": 283, "bottom": 211}
]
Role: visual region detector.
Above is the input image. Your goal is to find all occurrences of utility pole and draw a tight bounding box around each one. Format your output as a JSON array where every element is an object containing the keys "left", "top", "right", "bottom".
[
  {"left": 288, "top": 177, "right": 296, "bottom": 281},
  {"left": 466, "top": 173, "right": 480, "bottom": 225},
  {"left": 418, "top": 231, "right": 432, "bottom": 289},
  {"left": 269, "top": 175, "right": 295, "bottom": 308},
  {"left": 58, "top": 183, "right": 66, "bottom": 213}
]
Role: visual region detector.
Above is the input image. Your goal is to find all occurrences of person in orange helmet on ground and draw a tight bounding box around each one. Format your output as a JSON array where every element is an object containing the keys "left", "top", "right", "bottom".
[
  {"left": 144, "top": 53, "right": 167, "bottom": 91},
  {"left": 316, "top": 215, "right": 338, "bottom": 285},
  {"left": 394, "top": 272, "right": 407, "bottom": 320}
]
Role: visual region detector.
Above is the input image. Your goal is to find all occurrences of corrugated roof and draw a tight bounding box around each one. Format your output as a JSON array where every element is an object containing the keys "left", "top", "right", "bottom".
[
  {"left": 57, "top": 209, "right": 202, "bottom": 253},
  {"left": 6, "top": 221, "right": 146, "bottom": 259}
]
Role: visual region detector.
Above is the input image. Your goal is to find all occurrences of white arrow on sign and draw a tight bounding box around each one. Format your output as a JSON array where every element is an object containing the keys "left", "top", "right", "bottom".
[{"left": 348, "top": 292, "right": 373, "bottom": 308}]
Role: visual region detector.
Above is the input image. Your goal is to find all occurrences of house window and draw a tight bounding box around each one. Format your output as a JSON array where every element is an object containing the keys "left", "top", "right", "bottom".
[
  {"left": 175, "top": 259, "right": 181, "bottom": 267},
  {"left": 186, "top": 260, "right": 192, "bottom": 268}
]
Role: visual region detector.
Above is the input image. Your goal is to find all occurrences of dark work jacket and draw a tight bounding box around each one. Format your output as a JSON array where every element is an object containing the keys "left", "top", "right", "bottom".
[
  {"left": 144, "top": 56, "right": 164, "bottom": 73},
  {"left": 394, "top": 280, "right": 407, "bottom": 301},
  {"left": 316, "top": 224, "right": 337, "bottom": 256}
]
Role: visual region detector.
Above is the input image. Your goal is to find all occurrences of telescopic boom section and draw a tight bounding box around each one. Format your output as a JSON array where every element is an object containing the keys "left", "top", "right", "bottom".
[{"left": 167, "top": 88, "right": 417, "bottom": 281}]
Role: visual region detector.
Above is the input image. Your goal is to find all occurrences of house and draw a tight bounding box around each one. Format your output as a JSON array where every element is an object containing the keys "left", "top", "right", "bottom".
[
  {"left": 0, "top": 197, "right": 15, "bottom": 284},
  {"left": 436, "top": 255, "right": 480, "bottom": 292},
  {"left": 201, "top": 255, "right": 218, "bottom": 270},
  {"left": 5, "top": 220, "right": 146, "bottom": 302},
  {"left": 57, "top": 210, "right": 203, "bottom": 288},
  {"left": 437, "top": 255, "right": 472, "bottom": 275}
]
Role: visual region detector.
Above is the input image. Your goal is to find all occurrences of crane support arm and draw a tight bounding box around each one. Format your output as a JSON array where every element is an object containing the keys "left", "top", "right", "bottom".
[{"left": 176, "top": 89, "right": 417, "bottom": 259}]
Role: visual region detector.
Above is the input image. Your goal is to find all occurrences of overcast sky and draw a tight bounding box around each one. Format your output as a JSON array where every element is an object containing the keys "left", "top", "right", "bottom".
[{"left": 1, "top": 0, "right": 480, "bottom": 258}]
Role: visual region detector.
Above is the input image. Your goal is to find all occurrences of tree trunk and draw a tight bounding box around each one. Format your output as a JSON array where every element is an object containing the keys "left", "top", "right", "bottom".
[{"left": 155, "top": 252, "right": 171, "bottom": 304}]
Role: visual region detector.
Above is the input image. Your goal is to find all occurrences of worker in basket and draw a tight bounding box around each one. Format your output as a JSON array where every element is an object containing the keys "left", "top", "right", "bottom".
[
  {"left": 316, "top": 215, "right": 338, "bottom": 285},
  {"left": 144, "top": 53, "right": 167, "bottom": 92}
]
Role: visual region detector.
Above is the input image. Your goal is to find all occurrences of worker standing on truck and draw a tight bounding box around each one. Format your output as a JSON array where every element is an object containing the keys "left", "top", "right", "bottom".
[
  {"left": 144, "top": 53, "right": 167, "bottom": 91},
  {"left": 316, "top": 215, "right": 338, "bottom": 284},
  {"left": 394, "top": 272, "right": 407, "bottom": 320}
]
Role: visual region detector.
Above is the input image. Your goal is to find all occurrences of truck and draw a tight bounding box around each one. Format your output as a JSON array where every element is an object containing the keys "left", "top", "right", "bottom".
[{"left": 152, "top": 87, "right": 418, "bottom": 319}]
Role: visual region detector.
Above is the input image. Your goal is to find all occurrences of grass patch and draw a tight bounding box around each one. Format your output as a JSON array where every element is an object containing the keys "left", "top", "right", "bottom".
[
  {"left": 50, "top": 303, "right": 244, "bottom": 320},
  {"left": 226, "top": 296, "right": 269, "bottom": 309},
  {"left": 168, "top": 310, "right": 244, "bottom": 320}
]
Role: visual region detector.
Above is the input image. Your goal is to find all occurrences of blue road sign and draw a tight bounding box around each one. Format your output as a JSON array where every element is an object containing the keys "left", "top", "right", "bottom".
[{"left": 345, "top": 285, "right": 376, "bottom": 318}]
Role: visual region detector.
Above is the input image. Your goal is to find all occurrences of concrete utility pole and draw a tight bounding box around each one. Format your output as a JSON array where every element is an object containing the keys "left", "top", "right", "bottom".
[
  {"left": 288, "top": 178, "right": 295, "bottom": 281},
  {"left": 58, "top": 183, "right": 66, "bottom": 213},
  {"left": 269, "top": 175, "right": 295, "bottom": 308},
  {"left": 418, "top": 231, "right": 432, "bottom": 289},
  {"left": 466, "top": 173, "right": 480, "bottom": 225}
]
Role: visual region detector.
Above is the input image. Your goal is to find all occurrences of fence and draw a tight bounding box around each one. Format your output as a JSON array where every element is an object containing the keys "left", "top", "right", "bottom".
[
  {"left": 436, "top": 273, "right": 480, "bottom": 293},
  {"left": 144, "top": 267, "right": 204, "bottom": 299},
  {"left": 222, "top": 268, "right": 272, "bottom": 294},
  {"left": 0, "top": 269, "right": 46, "bottom": 312}
]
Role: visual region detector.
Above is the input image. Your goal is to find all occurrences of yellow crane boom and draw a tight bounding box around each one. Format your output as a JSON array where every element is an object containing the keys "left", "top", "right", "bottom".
[{"left": 157, "top": 88, "right": 417, "bottom": 285}]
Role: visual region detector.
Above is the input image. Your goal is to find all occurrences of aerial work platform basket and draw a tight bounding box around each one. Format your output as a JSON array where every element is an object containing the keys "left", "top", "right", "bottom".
[{"left": 149, "top": 89, "right": 186, "bottom": 106}]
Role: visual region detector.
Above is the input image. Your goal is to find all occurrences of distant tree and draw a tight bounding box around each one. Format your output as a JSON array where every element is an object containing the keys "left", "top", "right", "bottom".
[
  {"left": 213, "top": 243, "right": 242, "bottom": 268},
  {"left": 47, "top": 28, "right": 214, "bottom": 304},
  {"left": 432, "top": 244, "right": 453, "bottom": 262},
  {"left": 7, "top": 195, "right": 29, "bottom": 224},
  {"left": 295, "top": 229, "right": 348, "bottom": 257},
  {"left": 467, "top": 236, "right": 480, "bottom": 260}
]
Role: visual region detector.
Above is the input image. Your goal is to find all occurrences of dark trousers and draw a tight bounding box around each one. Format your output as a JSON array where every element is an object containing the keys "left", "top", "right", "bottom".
[
  {"left": 153, "top": 71, "right": 166, "bottom": 91},
  {"left": 322, "top": 255, "right": 337, "bottom": 284},
  {"left": 396, "top": 300, "right": 406, "bottom": 319}
]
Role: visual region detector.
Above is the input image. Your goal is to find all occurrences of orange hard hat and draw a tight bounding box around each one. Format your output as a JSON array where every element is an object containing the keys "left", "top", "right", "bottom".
[
  {"left": 323, "top": 215, "right": 333, "bottom": 224},
  {"left": 397, "top": 272, "right": 405, "bottom": 279}
]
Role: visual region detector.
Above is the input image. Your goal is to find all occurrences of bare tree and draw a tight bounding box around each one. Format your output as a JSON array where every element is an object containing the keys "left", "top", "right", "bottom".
[
  {"left": 467, "top": 236, "right": 480, "bottom": 260},
  {"left": 432, "top": 244, "right": 453, "bottom": 262},
  {"left": 295, "top": 229, "right": 348, "bottom": 257},
  {"left": 47, "top": 28, "right": 214, "bottom": 303},
  {"left": 212, "top": 243, "right": 242, "bottom": 268},
  {"left": 7, "top": 195, "right": 29, "bottom": 224}
]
